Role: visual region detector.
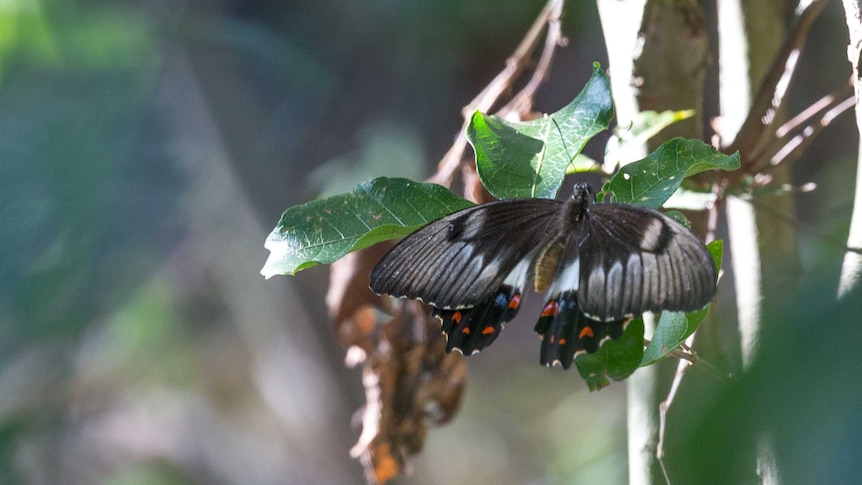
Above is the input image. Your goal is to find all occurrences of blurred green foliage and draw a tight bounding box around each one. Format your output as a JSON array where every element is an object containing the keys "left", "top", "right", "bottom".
[
  {"left": 0, "top": 0, "right": 182, "bottom": 348},
  {"left": 0, "top": 0, "right": 859, "bottom": 484},
  {"left": 0, "top": 2, "right": 187, "bottom": 483}
]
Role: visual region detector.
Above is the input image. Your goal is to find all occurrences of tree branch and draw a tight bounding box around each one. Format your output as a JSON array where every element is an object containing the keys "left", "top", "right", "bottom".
[
  {"left": 429, "top": 0, "right": 564, "bottom": 189},
  {"left": 726, "top": 0, "right": 829, "bottom": 169}
]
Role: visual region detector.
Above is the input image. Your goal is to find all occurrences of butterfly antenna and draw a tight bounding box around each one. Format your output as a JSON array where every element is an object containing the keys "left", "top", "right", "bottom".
[{"left": 552, "top": 118, "right": 577, "bottom": 173}]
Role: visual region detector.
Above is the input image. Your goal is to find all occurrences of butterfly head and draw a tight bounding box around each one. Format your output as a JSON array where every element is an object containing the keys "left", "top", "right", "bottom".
[
  {"left": 564, "top": 183, "right": 595, "bottom": 223},
  {"left": 562, "top": 182, "right": 595, "bottom": 226},
  {"left": 572, "top": 183, "right": 594, "bottom": 203}
]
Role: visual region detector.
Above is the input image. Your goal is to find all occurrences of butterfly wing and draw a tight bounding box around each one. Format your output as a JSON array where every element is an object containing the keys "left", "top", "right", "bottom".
[
  {"left": 532, "top": 231, "right": 629, "bottom": 368},
  {"left": 534, "top": 290, "right": 627, "bottom": 368},
  {"left": 369, "top": 198, "right": 562, "bottom": 309},
  {"left": 577, "top": 203, "right": 717, "bottom": 320},
  {"left": 370, "top": 184, "right": 718, "bottom": 362},
  {"left": 434, "top": 284, "right": 523, "bottom": 354}
]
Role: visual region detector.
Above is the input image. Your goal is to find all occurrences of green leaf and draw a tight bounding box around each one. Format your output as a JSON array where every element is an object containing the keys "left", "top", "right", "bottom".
[
  {"left": 575, "top": 318, "right": 645, "bottom": 391},
  {"left": 602, "top": 138, "right": 740, "bottom": 208},
  {"left": 706, "top": 239, "right": 724, "bottom": 270},
  {"left": 260, "top": 177, "right": 473, "bottom": 277},
  {"left": 640, "top": 240, "right": 724, "bottom": 366},
  {"left": 605, "top": 109, "right": 695, "bottom": 167},
  {"left": 639, "top": 310, "right": 707, "bottom": 367},
  {"left": 466, "top": 63, "right": 614, "bottom": 199}
]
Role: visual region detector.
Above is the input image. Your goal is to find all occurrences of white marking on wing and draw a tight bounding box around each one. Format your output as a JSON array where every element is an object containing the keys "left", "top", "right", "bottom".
[
  {"left": 626, "top": 252, "right": 643, "bottom": 311},
  {"left": 639, "top": 218, "right": 666, "bottom": 251},
  {"left": 605, "top": 260, "right": 624, "bottom": 316},
  {"left": 587, "top": 265, "right": 607, "bottom": 316},
  {"left": 641, "top": 252, "right": 660, "bottom": 309},
  {"left": 555, "top": 257, "right": 580, "bottom": 291},
  {"left": 470, "top": 255, "right": 500, "bottom": 287},
  {"left": 503, "top": 257, "right": 532, "bottom": 287},
  {"left": 459, "top": 211, "right": 486, "bottom": 239}
]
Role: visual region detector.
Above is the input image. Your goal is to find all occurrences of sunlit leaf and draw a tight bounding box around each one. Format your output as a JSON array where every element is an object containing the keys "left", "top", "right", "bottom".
[
  {"left": 605, "top": 109, "right": 695, "bottom": 167},
  {"left": 601, "top": 138, "right": 740, "bottom": 208},
  {"left": 466, "top": 63, "right": 614, "bottom": 199},
  {"left": 261, "top": 177, "right": 472, "bottom": 277}
]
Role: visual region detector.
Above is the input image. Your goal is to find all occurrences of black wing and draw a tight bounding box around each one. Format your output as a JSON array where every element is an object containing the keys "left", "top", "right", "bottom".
[
  {"left": 531, "top": 228, "right": 629, "bottom": 368},
  {"left": 435, "top": 285, "right": 523, "bottom": 355},
  {"left": 534, "top": 289, "right": 627, "bottom": 369},
  {"left": 369, "top": 198, "right": 562, "bottom": 309},
  {"left": 577, "top": 203, "right": 717, "bottom": 320}
]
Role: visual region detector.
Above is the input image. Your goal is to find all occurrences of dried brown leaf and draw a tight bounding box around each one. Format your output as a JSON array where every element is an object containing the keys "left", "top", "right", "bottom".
[{"left": 349, "top": 303, "right": 466, "bottom": 484}]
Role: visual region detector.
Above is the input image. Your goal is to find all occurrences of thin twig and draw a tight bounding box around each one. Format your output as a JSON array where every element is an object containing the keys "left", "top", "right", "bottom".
[
  {"left": 726, "top": 0, "right": 829, "bottom": 168},
  {"left": 646, "top": 332, "right": 731, "bottom": 484},
  {"left": 500, "top": 0, "right": 565, "bottom": 116},
  {"left": 429, "top": 0, "right": 564, "bottom": 188},
  {"left": 775, "top": 81, "right": 853, "bottom": 139},
  {"left": 744, "top": 79, "right": 855, "bottom": 170},
  {"left": 769, "top": 92, "right": 855, "bottom": 167},
  {"left": 655, "top": 332, "right": 698, "bottom": 485},
  {"left": 642, "top": 338, "right": 732, "bottom": 384},
  {"left": 656, "top": 334, "right": 697, "bottom": 459}
]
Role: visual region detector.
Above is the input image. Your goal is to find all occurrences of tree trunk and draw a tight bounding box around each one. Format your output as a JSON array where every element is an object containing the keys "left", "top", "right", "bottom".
[
  {"left": 718, "top": 1, "right": 792, "bottom": 484},
  {"left": 840, "top": 0, "right": 862, "bottom": 297},
  {"left": 599, "top": 1, "right": 709, "bottom": 483}
]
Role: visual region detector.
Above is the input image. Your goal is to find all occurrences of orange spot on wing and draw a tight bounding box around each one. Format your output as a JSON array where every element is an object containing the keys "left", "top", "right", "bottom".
[
  {"left": 482, "top": 326, "right": 495, "bottom": 335},
  {"left": 541, "top": 301, "right": 559, "bottom": 317},
  {"left": 461, "top": 326, "right": 471, "bottom": 335},
  {"left": 508, "top": 293, "right": 522, "bottom": 309},
  {"left": 579, "top": 326, "right": 594, "bottom": 339},
  {"left": 452, "top": 311, "right": 462, "bottom": 323},
  {"left": 559, "top": 338, "right": 567, "bottom": 345}
]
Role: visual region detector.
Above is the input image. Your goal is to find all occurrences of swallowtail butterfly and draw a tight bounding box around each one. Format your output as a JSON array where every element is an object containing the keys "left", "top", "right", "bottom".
[{"left": 369, "top": 183, "right": 717, "bottom": 369}]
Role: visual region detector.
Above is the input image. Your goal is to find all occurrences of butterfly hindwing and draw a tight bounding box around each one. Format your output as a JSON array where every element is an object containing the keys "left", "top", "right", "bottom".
[
  {"left": 532, "top": 233, "right": 628, "bottom": 368},
  {"left": 535, "top": 290, "right": 628, "bottom": 369},
  {"left": 369, "top": 198, "right": 561, "bottom": 309},
  {"left": 435, "top": 283, "right": 524, "bottom": 354}
]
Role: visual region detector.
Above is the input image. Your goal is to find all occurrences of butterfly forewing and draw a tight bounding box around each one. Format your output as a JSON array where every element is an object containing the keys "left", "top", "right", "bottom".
[
  {"left": 433, "top": 256, "right": 532, "bottom": 355},
  {"left": 369, "top": 198, "right": 562, "bottom": 309},
  {"left": 577, "top": 203, "right": 717, "bottom": 320}
]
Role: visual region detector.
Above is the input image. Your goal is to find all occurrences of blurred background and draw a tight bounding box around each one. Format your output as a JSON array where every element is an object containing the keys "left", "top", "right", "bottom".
[{"left": 1, "top": 1, "right": 859, "bottom": 484}]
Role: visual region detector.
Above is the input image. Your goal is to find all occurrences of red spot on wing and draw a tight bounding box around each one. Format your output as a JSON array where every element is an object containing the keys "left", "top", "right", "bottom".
[
  {"left": 579, "top": 326, "right": 594, "bottom": 339},
  {"left": 508, "top": 293, "right": 522, "bottom": 309},
  {"left": 541, "top": 301, "right": 559, "bottom": 317}
]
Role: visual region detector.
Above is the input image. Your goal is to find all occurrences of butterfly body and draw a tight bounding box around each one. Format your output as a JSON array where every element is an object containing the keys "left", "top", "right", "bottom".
[{"left": 370, "top": 183, "right": 717, "bottom": 368}]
